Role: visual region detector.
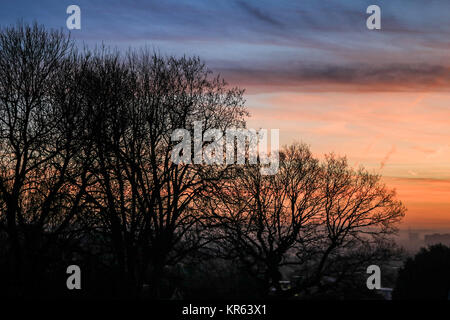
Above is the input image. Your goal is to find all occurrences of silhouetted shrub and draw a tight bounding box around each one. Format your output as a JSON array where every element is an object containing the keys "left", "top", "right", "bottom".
[{"left": 393, "top": 244, "right": 450, "bottom": 299}]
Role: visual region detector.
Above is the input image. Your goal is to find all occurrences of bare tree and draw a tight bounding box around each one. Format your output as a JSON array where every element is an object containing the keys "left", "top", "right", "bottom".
[
  {"left": 0, "top": 23, "right": 90, "bottom": 294},
  {"left": 0, "top": 22, "right": 407, "bottom": 299},
  {"left": 206, "top": 143, "right": 321, "bottom": 292},
  {"left": 75, "top": 49, "right": 247, "bottom": 296},
  {"left": 208, "top": 144, "right": 406, "bottom": 297},
  {"left": 288, "top": 154, "right": 405, "bottom": 296}
]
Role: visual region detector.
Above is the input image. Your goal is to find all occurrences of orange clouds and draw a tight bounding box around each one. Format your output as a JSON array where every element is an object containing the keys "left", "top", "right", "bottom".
[
  {"left": 245, "top": 91, "right": 450, "bottom": 229},
  {"left": 380, "top": 145, "right": 396, "bottom": 170}
]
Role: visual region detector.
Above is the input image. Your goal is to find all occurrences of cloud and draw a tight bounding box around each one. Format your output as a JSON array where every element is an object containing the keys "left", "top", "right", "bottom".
[
  {"left": 235, "top": 1, "right": 283, "bottom": 27},
  {"left": 380, "top": 145, "right": 396, "bottom": 170},
  {"left": 219, "top": 63, "right": 450, "bottom": 92},
  {"left": 408, "top": 170, "right": 418, "bottom": 176}
]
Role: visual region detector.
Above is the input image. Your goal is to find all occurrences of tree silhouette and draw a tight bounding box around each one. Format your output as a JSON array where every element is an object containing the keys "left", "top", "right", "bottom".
[
  {"left": 0, "top": 22, "right": 88, "bottom": 295},
  {"left": 0, "top": 22, "right": 406, "bottom": 299},
  {"left": 393, "top": 244, "right": 450, "bottom": 300},
  {"left": 206, "top": 143, "right": 405, "bottom": 297},
  {"left": 73, "top": 49, "right": 247, "bottom": 297}
]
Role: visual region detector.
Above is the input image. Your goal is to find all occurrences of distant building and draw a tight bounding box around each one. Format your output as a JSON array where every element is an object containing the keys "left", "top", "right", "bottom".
[{"left": 424, "top": 233, "right": 450, "bottom": 246}]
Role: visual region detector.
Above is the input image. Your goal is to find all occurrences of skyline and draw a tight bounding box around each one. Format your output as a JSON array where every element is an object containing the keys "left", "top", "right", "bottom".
[{"left": 1, "top": 0, "right": 449, "bottom": 229}]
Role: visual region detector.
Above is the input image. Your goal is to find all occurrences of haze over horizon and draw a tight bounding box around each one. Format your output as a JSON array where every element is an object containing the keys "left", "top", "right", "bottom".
[{"left": 2, "top": 0, "right": 449, "bottom": 229}]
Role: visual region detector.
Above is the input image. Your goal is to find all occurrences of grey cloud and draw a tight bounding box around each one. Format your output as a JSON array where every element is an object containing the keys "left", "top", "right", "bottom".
[
  {"left": 217, "top": 63, "right": 450, "bottom": 91},
  {"left": 235, "top": 0, "right": 283, "bottom": 27}
]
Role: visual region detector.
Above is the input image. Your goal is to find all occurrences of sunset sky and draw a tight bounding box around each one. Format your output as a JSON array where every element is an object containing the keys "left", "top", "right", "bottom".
[{"left": 2, "top": 0, "right": 449, "bottom": 229}]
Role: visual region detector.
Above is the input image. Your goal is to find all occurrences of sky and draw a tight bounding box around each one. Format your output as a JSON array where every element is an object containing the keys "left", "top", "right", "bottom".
[{"left": 1, "top": 0, "right": 449, "bottom": 229}]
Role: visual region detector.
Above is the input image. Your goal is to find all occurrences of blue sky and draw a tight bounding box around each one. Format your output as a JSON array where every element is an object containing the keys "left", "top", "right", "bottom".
[{"left": 1, "top": 0, "right": 448, "bottom": 91}]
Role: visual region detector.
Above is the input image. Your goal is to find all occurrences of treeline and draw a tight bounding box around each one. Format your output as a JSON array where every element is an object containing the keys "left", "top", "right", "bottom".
[{"left": 0, "top": 23, "right": 405, "bottom": 299}]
